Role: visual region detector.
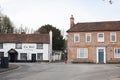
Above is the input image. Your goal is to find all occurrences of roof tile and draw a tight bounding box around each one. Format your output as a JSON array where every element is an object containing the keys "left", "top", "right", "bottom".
[
  {"left": 67, "top": 21, "right": 120, "bottom": 32},
  {"left": 0, "top": 34, "right": 49, "bottom": 43}
]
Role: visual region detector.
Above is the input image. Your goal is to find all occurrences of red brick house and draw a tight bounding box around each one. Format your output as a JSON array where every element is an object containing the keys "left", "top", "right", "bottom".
[{"left": 67, "top": 15, "right": 120, "bottom": 63}]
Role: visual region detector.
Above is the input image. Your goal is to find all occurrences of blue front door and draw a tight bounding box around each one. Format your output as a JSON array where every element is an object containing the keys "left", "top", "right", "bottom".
[{"left": 98, "top": 49, "right": 104, "bottom": 63}]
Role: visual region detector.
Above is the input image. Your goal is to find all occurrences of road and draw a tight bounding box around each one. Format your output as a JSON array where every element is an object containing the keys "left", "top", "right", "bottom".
[{"left": 0, "top": 62, "right": 120, "bottom": 80}]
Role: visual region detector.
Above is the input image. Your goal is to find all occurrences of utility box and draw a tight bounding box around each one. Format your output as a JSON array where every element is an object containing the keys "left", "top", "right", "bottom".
[{"left": 1, "top": 57, "right": 9, "bottom": 68}]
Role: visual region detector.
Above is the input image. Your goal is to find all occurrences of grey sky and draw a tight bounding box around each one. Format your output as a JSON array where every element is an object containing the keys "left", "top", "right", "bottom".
[{"left": 0, "top": 0, "right": 120, "bottom": 33}]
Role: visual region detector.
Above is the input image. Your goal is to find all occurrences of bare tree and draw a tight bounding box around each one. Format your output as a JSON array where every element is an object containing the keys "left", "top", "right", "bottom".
[
  {"left": 103, "top": 0, "right": 113, "bottom": 4},
  {"left": 14, "top": 25, "right": 34, "bottom": 34}
]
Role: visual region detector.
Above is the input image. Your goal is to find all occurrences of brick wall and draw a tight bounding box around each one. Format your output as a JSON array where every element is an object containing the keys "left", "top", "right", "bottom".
[{"left": 67, "top": 31, "right": 120, "bottom": 63}]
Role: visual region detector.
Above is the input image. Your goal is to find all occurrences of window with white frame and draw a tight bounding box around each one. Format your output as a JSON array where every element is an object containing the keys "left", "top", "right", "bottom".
[
  {"left": 114, "top": 48, "right": 120, "bottom": 58},
  {"left": 20, "top": 53, "right": 27, "bottom": 60},
  {"left": 16, "top": 43, "right": 22, "bottom": 49},
  {"left": 110, "top": 32, "right": 116, "bottom": 42},
  {"left": 37, "top": 53, "right": 43, "bottom": 60},
  {"left": 0, "top": 43, "right": 3, "bottom": 49},
  {"left": 74, "top": 34, "right": 80, "bottom": 43},
  {"left": 37, "top": 43, "right": 43, "bottom": 49},
  {"left": 98, "top": 33, "right": 104, "bottom": 42},
  {"left": 77, "top": 48, "right": 88, "bottom": 58},
  {"left": 86, "top": 33, "right": 91, "bottom": 42}
]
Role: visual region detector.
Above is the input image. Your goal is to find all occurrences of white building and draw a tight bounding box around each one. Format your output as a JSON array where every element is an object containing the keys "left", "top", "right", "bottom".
[
  {"left": 0, "top": 32, "right": 52, "bottom": 62},
  {"left": 52, "top": 51, "right": 63, "bottom": 61}
]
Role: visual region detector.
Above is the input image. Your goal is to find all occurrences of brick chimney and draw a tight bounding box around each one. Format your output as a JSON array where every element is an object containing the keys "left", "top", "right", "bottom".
[{"left": 70, "top": 15, "right": 74, "bottom": 28}]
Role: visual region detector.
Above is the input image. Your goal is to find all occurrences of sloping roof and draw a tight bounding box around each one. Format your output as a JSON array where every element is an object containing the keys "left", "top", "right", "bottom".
[
  {"left": 67, "top": 21, "right": 120, "bottom": 32},
  {"left": 0, "top": 33, "right": 50, "bottom": 43}
]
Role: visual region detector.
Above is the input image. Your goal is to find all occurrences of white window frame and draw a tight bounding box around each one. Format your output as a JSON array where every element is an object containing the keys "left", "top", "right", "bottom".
[
  {"left": 114, "top": 48, "right": 120, "bottom": 58},
  {"left": 74, "top": 34, "right": 80, "bottom": 43},
  {"left": 110, "top": 32, "right": 116, "bottom": 42},
  {"left": 77, "top": 48, "right": 88, "bottom": 58},
  {"left": 37, "top": 53, "right": 43, "bottom": 60},
  {"left": 20, "top": 53, "right": 27, "bottom": 60},
  {"left": 37, "top": 43, "right": 43, "bottom": 49},
  {"left": 86, "top": 33, "right": 91, "bottom": 42},
  {"left": 98, "top": 33, "right": 104, "bottom": 42}
]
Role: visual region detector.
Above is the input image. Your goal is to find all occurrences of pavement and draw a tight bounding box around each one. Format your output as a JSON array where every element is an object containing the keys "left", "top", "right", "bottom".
[
  {"left": 0, "top": 63, "right": 19, "bottom": 73},
  {"left": 112, "top": 78, "right": 120, "bottom": 80}
]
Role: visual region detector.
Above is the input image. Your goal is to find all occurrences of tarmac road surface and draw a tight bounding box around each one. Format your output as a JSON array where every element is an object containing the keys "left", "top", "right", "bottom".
[{"left": 0, "top": 62, "right": 120, "bottom": 80}]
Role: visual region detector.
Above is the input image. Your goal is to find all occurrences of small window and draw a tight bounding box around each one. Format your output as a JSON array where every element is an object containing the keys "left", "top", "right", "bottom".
[
  {"left": 110, "top": 32, "right": 116, "bottom": 42},
  {"left": 74, "top": 34, "right": 80, "bottom": 43},
  {"left": 114, "top": 48, "right": 120, "bottom": 58},
  {"left": 16, "top": 43, "right": 22, "bottom": 49},
  {"left": 98, "top": 33, "right": 104, "bottom": 42},
  {"left": 37, "top": 43, "right": 43, "bottom": 49},
  {"left": 20, "top": 53, "right": 27, "bottom": 60},
  {"left": 0, "top": 43, "right": 3, "bottom": 49},
  {"left": 86, "top": 33, "right": 91, "bottom": 42},
  {"left": 77, "top": 48, "right": 88, "bottom": 58},
  {"left": 37, "top": 53, "right": 43, "bottom": 60}
]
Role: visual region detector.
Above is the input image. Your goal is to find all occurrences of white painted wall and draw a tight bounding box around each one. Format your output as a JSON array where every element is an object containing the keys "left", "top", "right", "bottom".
[
  {"left": 52, "top": 51, "right": 62, "bottom": 61},
  {"left": 0, "top": 43, "right": 50, "bottom": 61},
  {"left": 0, "top": 43, "right": 15, "bottom": 57}
]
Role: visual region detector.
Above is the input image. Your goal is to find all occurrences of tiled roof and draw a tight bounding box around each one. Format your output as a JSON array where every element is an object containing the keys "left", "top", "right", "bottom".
[
  {"left": 67, "top": 21, "right": 120, "bottom": 32},
  {"left": 0, "top": 34, "right": 49, "bottom": 43}
]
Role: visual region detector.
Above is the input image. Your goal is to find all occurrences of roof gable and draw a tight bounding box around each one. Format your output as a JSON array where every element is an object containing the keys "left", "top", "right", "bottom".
[{"left": 67, "top": 21, "right": 120, "bottom": 32}]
